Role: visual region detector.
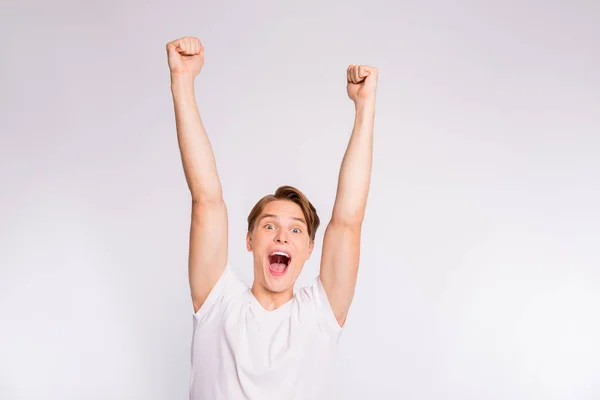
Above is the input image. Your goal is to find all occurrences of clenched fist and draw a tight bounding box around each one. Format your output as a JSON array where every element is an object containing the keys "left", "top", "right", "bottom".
[
  {"left": 347, "top": 65, "right": 378, "bottom": 107},
  {"left": 166, "top": 36, "right": 204, "bottom": 78}
]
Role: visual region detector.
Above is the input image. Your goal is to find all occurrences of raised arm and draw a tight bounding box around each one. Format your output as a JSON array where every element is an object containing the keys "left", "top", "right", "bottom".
[
  {"left": 167, "top": 37, "right": 228, "bottom": 313},
  {"left": 319, "top": 65, "right": 378, "bottom": 327}
]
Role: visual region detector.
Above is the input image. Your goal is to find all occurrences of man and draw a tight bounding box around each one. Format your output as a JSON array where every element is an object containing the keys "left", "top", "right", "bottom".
[{"left": 167, "top": 36, "right": 377, "bottom": 399}]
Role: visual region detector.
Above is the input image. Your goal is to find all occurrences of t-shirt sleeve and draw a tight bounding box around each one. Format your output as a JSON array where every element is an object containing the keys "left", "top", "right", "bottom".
[
  {"left": 299, "top": 276, "right": 344, "bottom": 335},
  {"left": 192, "top": 264, "right": 246, "bottom": 323}
]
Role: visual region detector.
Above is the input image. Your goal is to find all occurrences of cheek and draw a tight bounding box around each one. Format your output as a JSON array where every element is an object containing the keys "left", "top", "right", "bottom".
[
  {"left": 255, "top": 234, "right": 274, "bottom": 254},
  {"left": 250, "top": 233, "right": 264, "bottom": 252},
  {"left": 295, "top": 239, "right": 311, "bottom": 260}
]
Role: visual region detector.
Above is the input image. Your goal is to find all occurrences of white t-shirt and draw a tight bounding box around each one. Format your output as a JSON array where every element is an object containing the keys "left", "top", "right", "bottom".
[{"left": 189, "top": 265, "right": 343, "bottom": 400}]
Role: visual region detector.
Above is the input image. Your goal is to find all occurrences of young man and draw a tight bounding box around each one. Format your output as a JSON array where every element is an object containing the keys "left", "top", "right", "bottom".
[{"left": 167, "top": 36, "right": 377, "bottom": 399}]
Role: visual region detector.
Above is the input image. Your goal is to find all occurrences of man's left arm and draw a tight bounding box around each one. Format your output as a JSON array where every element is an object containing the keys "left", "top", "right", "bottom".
[{"left": 320, "top": 64, "right": 378, "bottom": 327}]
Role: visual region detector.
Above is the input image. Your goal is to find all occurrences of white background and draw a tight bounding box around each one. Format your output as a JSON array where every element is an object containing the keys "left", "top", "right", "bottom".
[{"left": 1, "top": 1, "right": 599, "bottom": 399}]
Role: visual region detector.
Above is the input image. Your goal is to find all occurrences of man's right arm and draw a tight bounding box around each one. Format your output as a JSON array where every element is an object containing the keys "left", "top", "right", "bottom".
[{"left": 168, "top": 37, "right": 228, "bottom": 313}]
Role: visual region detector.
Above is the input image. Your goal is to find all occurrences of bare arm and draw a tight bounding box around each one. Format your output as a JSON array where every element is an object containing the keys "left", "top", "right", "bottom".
[
  {"left": 320, "top": 65, "right": 378, "bottom": 327},
  {"left": 167, "top": 37, "right": 228, "bottom": 313}
]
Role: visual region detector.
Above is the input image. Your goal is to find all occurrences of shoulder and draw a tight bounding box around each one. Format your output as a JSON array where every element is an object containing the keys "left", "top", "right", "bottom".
[
  {"left": 294, "top": 276, "right": 343, "bottom": 335},
  {"left": 193, "top": 264, "right": 247, "bottom": 323}
]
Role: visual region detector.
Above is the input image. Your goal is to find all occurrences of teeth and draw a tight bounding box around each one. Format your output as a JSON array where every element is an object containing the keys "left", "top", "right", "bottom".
[{"left": 270, "top": 251, "right": 290, "bottom": 258}]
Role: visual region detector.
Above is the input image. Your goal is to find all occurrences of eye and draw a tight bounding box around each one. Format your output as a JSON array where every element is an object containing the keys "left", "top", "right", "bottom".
[
  {"left": 292, "top": 228, "right": 301, "bottom": 234},
  {"left": 265, "top": 224, "right": 275, "bottom": 230}
]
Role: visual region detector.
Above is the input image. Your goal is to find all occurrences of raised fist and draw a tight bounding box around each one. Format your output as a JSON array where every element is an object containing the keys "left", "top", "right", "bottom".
[
  {"left": 347, "top": 65, "right": 378, "bottom": 106},
  {"left": 166, "top": 36, "right": 204, "bottom": 77}
]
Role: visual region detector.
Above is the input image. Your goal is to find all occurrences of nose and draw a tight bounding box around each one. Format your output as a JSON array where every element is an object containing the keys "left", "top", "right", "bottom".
[{"left": 274, "top": 231, "right": 288, "bottom": 244}]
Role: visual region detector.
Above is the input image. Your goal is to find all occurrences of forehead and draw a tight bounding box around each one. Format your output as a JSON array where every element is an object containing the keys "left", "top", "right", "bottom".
[{"left": 260, "top": 200, "right": 305, "bottom": 221}]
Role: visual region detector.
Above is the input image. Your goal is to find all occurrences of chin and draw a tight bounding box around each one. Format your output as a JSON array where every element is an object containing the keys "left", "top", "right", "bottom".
[{"left": 265, "top": 281, "right": 292, "bottom": 293}]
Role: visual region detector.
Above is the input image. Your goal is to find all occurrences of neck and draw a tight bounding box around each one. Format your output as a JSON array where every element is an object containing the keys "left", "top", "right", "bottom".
[{"left": 250, "top": 282, "right": 293, "bottom": 311}]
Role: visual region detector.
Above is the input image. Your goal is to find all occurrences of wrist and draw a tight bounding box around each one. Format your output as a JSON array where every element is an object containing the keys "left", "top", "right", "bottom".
[
  {"left": 354, "top": 98, "right": 376, "bottom": 115},
  {"left": 170, "top": 73, "right": 195, "bottom": 90}
]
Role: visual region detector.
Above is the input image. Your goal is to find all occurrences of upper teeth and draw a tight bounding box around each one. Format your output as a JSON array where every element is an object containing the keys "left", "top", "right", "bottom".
[{"left": 270, "top": 251, "right": 290, "bottom": 258}]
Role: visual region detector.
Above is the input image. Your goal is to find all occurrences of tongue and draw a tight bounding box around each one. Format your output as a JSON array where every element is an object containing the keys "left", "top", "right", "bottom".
[{"left": 270, "top": 263, "right": 287, "bottom": 272}]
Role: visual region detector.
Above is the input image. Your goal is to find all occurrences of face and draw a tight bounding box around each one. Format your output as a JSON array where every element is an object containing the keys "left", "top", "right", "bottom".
[{"left": 246, "top": 200, "right": 314, "bottom": 294}]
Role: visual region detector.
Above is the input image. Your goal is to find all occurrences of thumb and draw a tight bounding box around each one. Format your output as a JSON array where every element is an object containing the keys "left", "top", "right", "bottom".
[
  {"left": 166, "top": 41, "right": 186, "bottom": 56},
  {"left": 175, "top": 41, "right": 186, "bottom": 52},
  {"left": 358, "top": 65, "right": 372, "bottom": 79},
  {"left": 363, "top": 66, "right": 378, "bottom": 79}
]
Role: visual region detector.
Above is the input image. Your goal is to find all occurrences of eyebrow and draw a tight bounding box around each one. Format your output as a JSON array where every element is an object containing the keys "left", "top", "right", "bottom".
[{"left": 259, "top": 214, "right": 307, "bottom": 226}]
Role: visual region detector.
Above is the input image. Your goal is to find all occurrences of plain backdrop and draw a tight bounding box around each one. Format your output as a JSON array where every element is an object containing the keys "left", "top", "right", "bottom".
[{"left": 1, "top": 0, "right": 599, "bottom": 399}]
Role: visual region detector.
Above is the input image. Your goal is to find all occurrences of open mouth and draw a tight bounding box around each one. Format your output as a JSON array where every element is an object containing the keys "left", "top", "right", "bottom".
[{"left": 268, "top": 251, "right": 291, "bottom": 276}]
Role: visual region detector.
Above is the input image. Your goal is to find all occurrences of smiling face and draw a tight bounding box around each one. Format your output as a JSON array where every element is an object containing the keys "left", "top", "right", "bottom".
[{"left": 246, "top": 199, "right": 315, "bottom": 294}]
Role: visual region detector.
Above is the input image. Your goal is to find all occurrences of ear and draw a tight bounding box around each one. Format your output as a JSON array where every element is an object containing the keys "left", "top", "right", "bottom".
[
  {"left": 246, "top": 232, "right": 252, "bottom": 252},
  {"left": 307, "top": 239, "right": 315, "bottom": 259}
]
